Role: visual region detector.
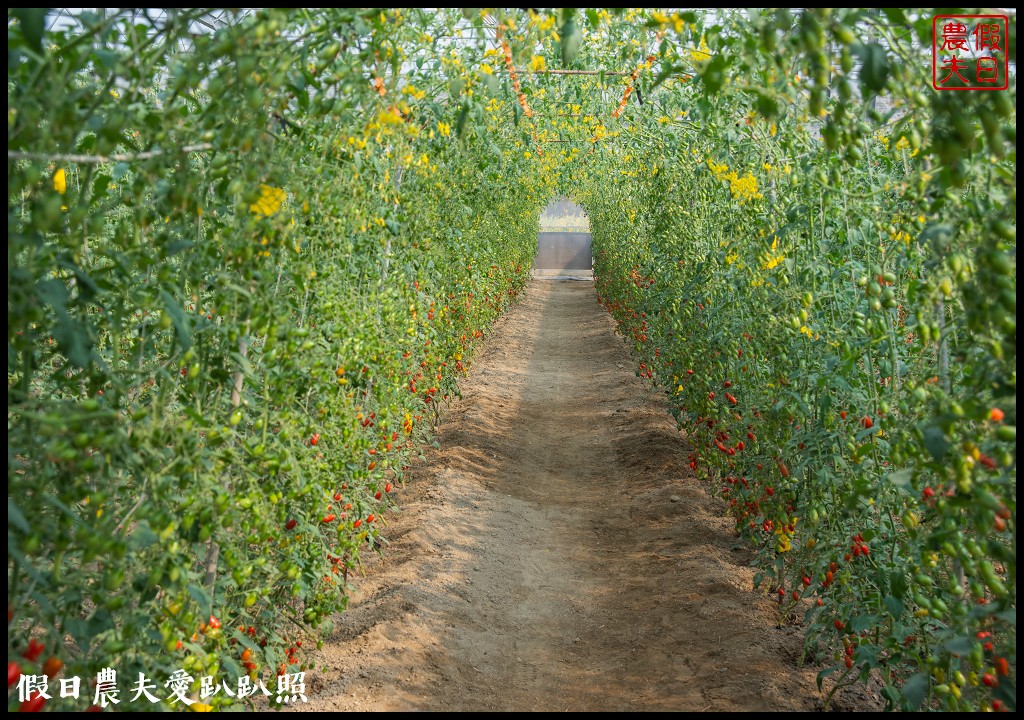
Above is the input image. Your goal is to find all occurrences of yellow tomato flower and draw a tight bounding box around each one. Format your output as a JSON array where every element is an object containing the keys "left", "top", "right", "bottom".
[
  {"left": 53, "top": 168, "right": 67, "bottom": 194},
  {"left": 250, "top": 184, "right": 286, "bottom": 216}
]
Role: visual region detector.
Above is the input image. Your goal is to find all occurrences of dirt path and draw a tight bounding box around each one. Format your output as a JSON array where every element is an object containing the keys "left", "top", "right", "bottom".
[{"left": 299, "top": 279, "right": 858, "bottom": 712}]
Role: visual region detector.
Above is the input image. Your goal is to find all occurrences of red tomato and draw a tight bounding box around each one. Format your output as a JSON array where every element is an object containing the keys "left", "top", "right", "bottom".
[
  {"left": 20, "top": 692, "right": 47, "bottom": 713},
  {"left": 22, "top": 639, "right": 44, "bottom": 662},
  {"left": 42, "top": 657, "right": 62, "bottom": 679}
]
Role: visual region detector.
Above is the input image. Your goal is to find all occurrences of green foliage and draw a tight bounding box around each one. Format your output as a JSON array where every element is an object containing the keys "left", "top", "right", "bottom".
[
  {"left": 8, "top": 8, "right": 542, "bottom": 709},
  {"left": 7, "top": 6, "right": 1017, "bottom": 713},
  {"left": 563, "top": 8, "right": 1016, "bottom": 713}
]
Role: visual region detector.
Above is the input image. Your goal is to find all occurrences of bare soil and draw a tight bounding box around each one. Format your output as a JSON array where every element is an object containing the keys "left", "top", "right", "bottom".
[{"left": 297, "top": 279, "right": 878, "bottom": 712}]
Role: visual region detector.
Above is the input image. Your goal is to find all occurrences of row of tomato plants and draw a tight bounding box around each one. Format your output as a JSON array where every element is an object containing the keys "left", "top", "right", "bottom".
[
  {"left": 583, "top": 151, "right": 1015, "bottom": 711},
  {"left": 567, "top": 11, "right": 1015, "bottom": 711},
  {"left": 8, "top": 9, "right": 545, "bottom": 711}
]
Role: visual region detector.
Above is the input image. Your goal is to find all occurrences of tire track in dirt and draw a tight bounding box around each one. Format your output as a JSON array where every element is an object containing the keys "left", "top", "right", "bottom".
[{"left": 297, "top": 279, "right": 866, "bottom": 712}]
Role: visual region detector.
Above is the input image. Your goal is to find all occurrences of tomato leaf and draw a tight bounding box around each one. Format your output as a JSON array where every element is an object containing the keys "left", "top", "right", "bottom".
[
  {"left": 817, "top": 664, "right": 840, "bottom": 690},
  {"left": 850, "top": 614, "right": 879, "bottom": 632},
  {"left": 128, "top": 521, "right": 158, "bottom": 550},
  {"left": 455, "top": 100, "right": 470, "bottom": 137},
  {"left": 855, "top": 426, "right": 877, "bottom": 441},
  {"left": 63, "top": 616, "right": 91, "bottom": 649},
  {"left": 160, "top": 290, "right": 193, "bottom": 351},
  {"left": 187, "top": 582, "right": 213, "bottom": 617},
  {"left": 886, "top": 468, "right": 914, "bottom": 488},
  {"left": 53, "top": 310, "right": 92, "bottom": 369},
  {"left": 700, "top": 54, "right": 728, "bottom": 95},
  {"left": 994, "top": 608, "right": 1016, "bottom": 626},
  {"left": 7, "top": 499, "right": 30, "bottom": 533},
  {"left": 881, "top": 8, "right": 908, "bottom": 26},
  {"left": 901, "top": 672, "right": 929, "bottom": 708},
  {"left": 87, "top": 607, "right": 115, "bottom": 637},
  {"left": 12, "top": 8, "right": 49, "bottom": 54},
  {"left": 560, "top": 18, "right": 581, "bottom": 66},
  {"left": 889, "top": 572, "right": 909, "bottom": 600},
  {"left": 883, "top": 597, "right": 904, "bottom": 618},
  {"left": 921, "top": 425, "right": 949, "bottom": 462},
  {"left": 943, "top": 636, "right": 974, "bottom": 655},
  {"left": 857, "top": 42, "right": 889, "bottom": 94},
  {"left": 36, "top": 277, "right": 69, "bottom": 309}
]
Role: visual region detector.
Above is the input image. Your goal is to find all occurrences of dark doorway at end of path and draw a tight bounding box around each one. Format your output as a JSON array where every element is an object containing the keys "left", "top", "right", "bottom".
[
  {"left": 535, "top": 197, "right": 592, "bottom": 279},
  {"left": 535, "top": 232, "right": 592, "bottom": 272}
]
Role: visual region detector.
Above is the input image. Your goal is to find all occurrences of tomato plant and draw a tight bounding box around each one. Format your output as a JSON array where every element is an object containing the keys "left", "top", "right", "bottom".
[
  {"left": 8, "top": 8, "right": 546, "bottom": 710},
  {"left": 560, "top": 8, "right": 1015, "bottom": 713},
  {"left": 7, "top": 7, "right": 1016, "bottom": 713}
]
